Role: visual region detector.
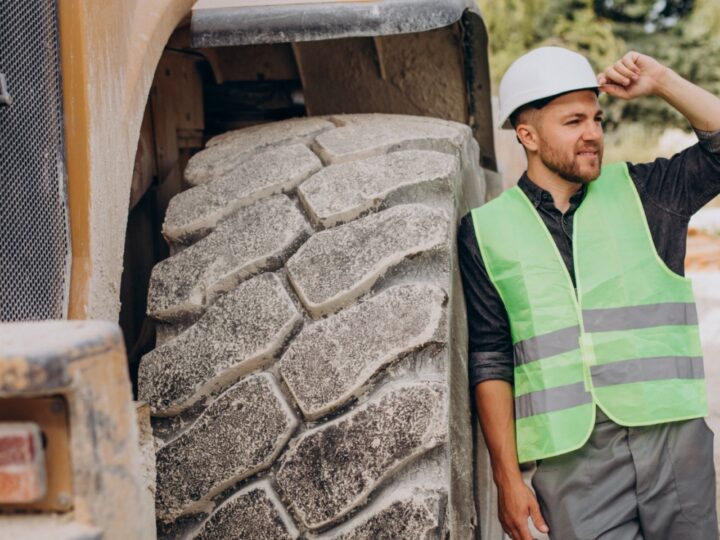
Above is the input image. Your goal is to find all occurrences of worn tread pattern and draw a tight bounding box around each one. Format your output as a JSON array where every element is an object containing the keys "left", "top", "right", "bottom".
[{"left": 138, "top": 114, "right": 484, "bottom": 539}]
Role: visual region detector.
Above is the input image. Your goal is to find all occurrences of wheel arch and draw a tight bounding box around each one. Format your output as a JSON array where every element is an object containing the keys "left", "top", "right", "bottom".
[{"left": 62, "top": 0, "right": 195, "bottom": 319}]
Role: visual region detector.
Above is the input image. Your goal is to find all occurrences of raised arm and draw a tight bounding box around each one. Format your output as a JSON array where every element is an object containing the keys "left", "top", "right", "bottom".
[{"left": 597, "top": 51, "right": 720, "bottom": 132}]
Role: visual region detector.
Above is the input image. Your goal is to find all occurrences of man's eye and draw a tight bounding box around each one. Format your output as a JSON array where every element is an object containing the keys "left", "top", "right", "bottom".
[{"left": 566, "top": 120, "right": 579, "bottom": 125}]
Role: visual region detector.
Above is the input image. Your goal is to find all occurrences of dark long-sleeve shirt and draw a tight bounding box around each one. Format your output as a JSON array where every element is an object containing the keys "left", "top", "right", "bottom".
[{"left": 458, "top": 130, "right": 720, "bottom": 387}]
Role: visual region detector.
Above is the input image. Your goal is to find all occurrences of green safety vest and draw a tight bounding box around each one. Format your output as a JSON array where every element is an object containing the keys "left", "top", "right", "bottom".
[{"left": 471, "top": 162, "right": 707, "bottom": 463}]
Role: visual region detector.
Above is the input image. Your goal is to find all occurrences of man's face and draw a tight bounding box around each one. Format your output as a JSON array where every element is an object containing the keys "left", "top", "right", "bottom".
[{"left": 525, "top": 90, "right": 605, "bottom": 184}]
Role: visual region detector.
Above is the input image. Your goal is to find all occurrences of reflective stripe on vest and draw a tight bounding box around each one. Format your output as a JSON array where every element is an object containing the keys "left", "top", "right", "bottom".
[
  {"left": 583, "top": 302, "right": 699, "bottom": 332},
  {"left": 471, "top": 162, "right": 707, "bottom": 463},
  {"left": 515, "top": 382, "right": 592, "bottom": 419},
  {"left": 514, "top": 325, "right": 581, "bottom": 365}
]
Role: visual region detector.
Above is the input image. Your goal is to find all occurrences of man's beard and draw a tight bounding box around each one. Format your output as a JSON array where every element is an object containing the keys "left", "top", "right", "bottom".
[{"left": 539, "top": 142, "right": 603, "bottom": 184}]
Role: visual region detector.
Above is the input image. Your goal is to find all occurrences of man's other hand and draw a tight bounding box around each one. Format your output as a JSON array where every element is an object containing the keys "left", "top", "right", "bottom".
[
  {"left": 497, "top": 476, "right": 549, "bottom": 540},
  {"left": 597, "top": 51, "right": 669, "bottom": 100}
]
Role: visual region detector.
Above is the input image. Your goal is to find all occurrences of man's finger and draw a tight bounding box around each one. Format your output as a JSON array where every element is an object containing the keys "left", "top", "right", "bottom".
[
  {"left": 614, "top": 61, "right": 638, "bottom": 81},
  {"left": 507, "top": 527, "right": 535, "bottom": 540},
  {"left": 504, "top": 513, "right": 532, "bottom": 540},
  {"left": 621, "top": 55, "right": 641, "bottom": 75},
  {"left": 605, "top": 66, "right": 631, "bottom": 86},
  {"left": 506, "top": 515, "right": 535, "bottom": 540},
  {"left": 599, "top": 82, "right": 629, "bottom": 99},
  {"left": 623, "top": 50, "right": 641, "bottom": 69},
  {"left": 515, "top": 520, "right": 535, "bottom": 540},
  {"left": 530, "top": 499, "right": 550, "bottom": 533}
]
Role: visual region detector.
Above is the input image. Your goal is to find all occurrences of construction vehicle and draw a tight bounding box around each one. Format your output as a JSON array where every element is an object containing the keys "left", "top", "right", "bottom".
[{"left": 0, "top": 1, "right": 501, "bottom": 538}]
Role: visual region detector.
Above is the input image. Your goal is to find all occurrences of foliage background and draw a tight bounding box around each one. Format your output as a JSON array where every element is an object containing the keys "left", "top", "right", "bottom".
[{"left": 477, "top": 0, "right": 720, "bottom": 138}]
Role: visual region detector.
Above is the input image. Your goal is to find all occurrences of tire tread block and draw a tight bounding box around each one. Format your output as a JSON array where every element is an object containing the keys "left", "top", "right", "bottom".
[
  {"left": 280, "top": 284, "right": 445, "bottom": 420},
  {"left": 192, "top": 480, "right": 297, "bottom": 540},
  {"left": 155, "top": 373, "right": 297, "bottom": 522},
  {"left": 185, "top": 117, "right": 334, "bottom": 185},
  {"left": 275, "top": 382, "right": 446, "bottom": 530},
  {"left": 140, "top": 273, "right": 301, "bottom": 416},
  {"left": 148, "top": 195, "right": 310, "bottom": 322},
  {"left": 285, "top": 204, "right": 447, "bottom": 318},
  {"left": 322, "top": 490, "right": 442, "bottom": 540},
  {"left": 165, "top": 144, "right": 321, "bottom": 244},
  {"left": 298, "top": 149, "right": 457, "bottom": 228},
  {"left": 313, "top": 115, "right": 469, "bottom": 164}
]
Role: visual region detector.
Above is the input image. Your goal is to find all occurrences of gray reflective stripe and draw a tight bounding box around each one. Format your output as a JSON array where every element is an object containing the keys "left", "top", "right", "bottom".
[
  {"left": 514, "top": 382, "right": 592, "bottom": 419},
  {"left": 583, "top": 302, "right": 698, "bottom": 332},
  {"left": 590, "top": 356, "right": 705, "bottom": 388},
  {"left": 514, "top": 325, "right": 580, "bottom": 365}
]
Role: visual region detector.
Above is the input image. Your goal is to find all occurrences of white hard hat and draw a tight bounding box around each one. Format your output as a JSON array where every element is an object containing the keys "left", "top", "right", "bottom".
[{"left": 498, "top": 46, "right": 599, "bottom": 129}]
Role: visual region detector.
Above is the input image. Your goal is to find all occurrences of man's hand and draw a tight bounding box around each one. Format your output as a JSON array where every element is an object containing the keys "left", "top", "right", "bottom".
[
  {"left": 475, "top": 380, "right": 549, "bottom": 539},
  {"left": 597, "top": 51, "right": 669, "bottom": 100},
  {"left": 497, "top": 475, "right": 549, "bottom": 540},
  {"left": 597, "top": 50, "right": 720, "bottom": 131}
]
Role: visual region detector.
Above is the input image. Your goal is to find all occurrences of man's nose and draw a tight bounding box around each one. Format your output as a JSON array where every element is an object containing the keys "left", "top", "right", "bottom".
[{"left": 582, "top": 120, "right": 603, "bottom": 141}]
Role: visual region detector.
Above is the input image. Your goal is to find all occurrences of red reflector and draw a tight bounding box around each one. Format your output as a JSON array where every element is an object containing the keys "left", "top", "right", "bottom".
[{"left": 0, "top": 423, "right": 46, "bottom": 503}]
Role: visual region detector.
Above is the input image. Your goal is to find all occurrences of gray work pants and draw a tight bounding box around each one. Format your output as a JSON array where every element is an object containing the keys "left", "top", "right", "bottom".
[{"left": 531, "top": 407, "right": 719, "bottom": 540}]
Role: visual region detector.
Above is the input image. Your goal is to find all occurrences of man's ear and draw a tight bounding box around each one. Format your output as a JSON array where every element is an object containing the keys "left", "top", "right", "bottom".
[{"left": 515, "top": 124, "right": 539, "bottom": 152}]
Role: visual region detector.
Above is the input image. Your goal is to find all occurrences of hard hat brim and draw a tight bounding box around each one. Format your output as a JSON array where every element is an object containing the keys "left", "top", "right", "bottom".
[{"left": 500, "top": 86, "right": 600, "bottom": 130}]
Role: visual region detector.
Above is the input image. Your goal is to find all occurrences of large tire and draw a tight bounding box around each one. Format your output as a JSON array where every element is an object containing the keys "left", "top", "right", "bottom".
[{"left": 138, "top": 114, "right": 486, "bottom": 539}]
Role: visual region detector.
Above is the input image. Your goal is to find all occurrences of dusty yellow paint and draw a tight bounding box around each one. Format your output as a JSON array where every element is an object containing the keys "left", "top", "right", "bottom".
[
  {"left": 59, "top": 0, "right": 195, "bottom": 321},
  {"left": 59, "top": 0, "right": 91, "bottom": 320},
  {"left": 0, "top": 321, "right": 154, "bottom": 538},
  {"left": 0, "top": 359, "right": 33, "bottom": 393}
]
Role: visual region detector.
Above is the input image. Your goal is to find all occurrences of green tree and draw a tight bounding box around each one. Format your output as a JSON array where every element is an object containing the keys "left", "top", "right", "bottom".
[
  {"left": 604, "top": 0, "right": 720, "bottom": 129},
  {"left": 477, "top": 0, "right": 623, "bottom": 92},
  {"left": 593, "top": 0, "right": 693, "bottom": 27},
  {"left": 477, "top": 0, "right": 720, "bottom": 130}
]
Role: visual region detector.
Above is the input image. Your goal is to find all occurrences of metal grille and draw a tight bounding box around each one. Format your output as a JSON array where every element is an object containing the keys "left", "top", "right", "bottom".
[{"left": 0, "top": 0, "right": 70, "bottom": 320}]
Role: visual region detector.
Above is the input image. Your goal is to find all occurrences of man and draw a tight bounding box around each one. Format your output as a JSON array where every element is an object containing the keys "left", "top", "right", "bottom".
[{"left": 458, "top": 46, "right": 720, "bottom": 540}]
